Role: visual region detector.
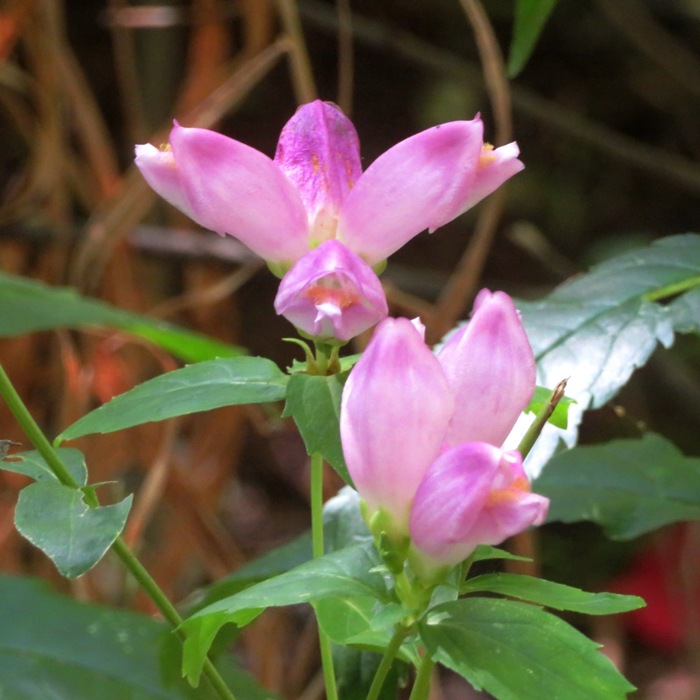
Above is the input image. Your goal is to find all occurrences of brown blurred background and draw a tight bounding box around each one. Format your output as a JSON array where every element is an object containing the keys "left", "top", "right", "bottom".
[{"left": 1, "top": 1, "right": 700, "bottom": 697}]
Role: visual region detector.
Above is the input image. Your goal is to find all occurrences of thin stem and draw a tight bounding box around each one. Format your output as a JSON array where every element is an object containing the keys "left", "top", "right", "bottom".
[
  {"left": 366, "top": 625, "right": 410, "bottom": 700},
  {"left": 310, "top": 452, "right": 338, "bottom": 700},
  {"left": 0, "top": 364, "right": 83, "bottom": 492},
  {"left": 0, "top": 364, "right": 237, "bottom": 700},
  {"left": 409, "top": 653, "right": 435, "bottom": 700},
  {"left": 517, "top": 378, "right": 568, "bottom": 460}
]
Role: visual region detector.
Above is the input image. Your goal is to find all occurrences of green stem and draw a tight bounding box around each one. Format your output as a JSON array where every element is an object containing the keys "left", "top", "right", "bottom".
[
  {"left": 0, "top": 364, "right": 237, "bottom": 700},
  {"left": 365, "top": 625, "right": 410, "bottom": 700},
  {"left": 409, "top": 653, "right": 435, "bottom": 700},
  {"left": 310, "top": 451, "right": 338, "bottom": 700},
  {"left": 644, "top": 274, "right": 700, "bottom": 302},
  {"left": 517, "top": 378, "right": 568, "bottom": 460}
]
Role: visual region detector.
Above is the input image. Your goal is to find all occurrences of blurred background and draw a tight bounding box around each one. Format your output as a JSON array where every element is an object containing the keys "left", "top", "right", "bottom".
[{"left": 1, "top": 0, "right": 700, "bottom": 697}]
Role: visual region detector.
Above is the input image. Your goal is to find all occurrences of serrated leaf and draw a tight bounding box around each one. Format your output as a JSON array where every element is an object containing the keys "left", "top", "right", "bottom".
[
  {"left": 0, "top": 271, "right": 243, "bottom": 362},
  {"left": 514, "top": 234, "right": 700, "bottom": 476},
  {"left": 519, "top": 234, "right": 700, "bottom": 410},
  {"left": 14, "top": 482, "right": 132, "bottom": 578},
  {"left": 282, "top": 371, "right": 351, "bottom": 484},
  {"left": 181, "top": 541, "right": 388, "bottom": 685},
  {"left": 508, "top": 0, "right": 559, "bottom": 77},
  {"left": 0, "top": 574, "right": 273, "bottom": 699},
  {"left": 535, "top": 432, "right": 700, "bottom": 539},
  {"left": 58, "top": 356, "right": 287, "bottom": 441},
  {"left": 1, "top": 448, "right": 88, "bottom": 486},
  {"left": 670, "top": 285, "right": 700, "bottom": 333},
  {"left": 463, "top": 573, "right": 644, "bottom": 615},
  {"left": 419, "top": 598, "right": 635, "bottom": 699}
]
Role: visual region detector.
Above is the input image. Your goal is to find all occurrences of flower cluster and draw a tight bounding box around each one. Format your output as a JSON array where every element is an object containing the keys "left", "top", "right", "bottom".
[
  {"left": 135, "top": 101, "right": 523, "bottom": 343},
  {"left": 340, "top": 291, "right": 549, "bottom": 578}
]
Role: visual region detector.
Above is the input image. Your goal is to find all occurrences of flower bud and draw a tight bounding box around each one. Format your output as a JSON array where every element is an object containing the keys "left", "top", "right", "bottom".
[{"left": 274, "top": 240, "right": 387, "bottom": 342}]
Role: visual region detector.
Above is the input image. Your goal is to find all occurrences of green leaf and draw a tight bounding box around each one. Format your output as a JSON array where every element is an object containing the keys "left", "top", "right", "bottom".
[
  {"left": 535, "top": 432, "right": 700, "bottom": 539},
  {"left": 57, "top": 356, "right": 288, "bottom": 441},
  {"left": 472, "top": 544, "right": 532, "bottom": 563},
  {"left": 14, "top": 482, "right": 132, "bottom": 578},
  {"left": 283, "top": 371, "right": 351, "bottom": 484},
  {"left": 670, "top": 285, "right": 700, "bottom": 333},
  {"left": 181, "top": 541, "right": 388, "bottom": 685},
  {"left": 0, "top": 574, "right": 274, "bottom": 699},
  {"left": 0, "top": 271, "right": 243, "bottom": 362},
  {"left": 315, "top": 598, "right": 420, "bottom": 665},
  {"left": 519, "top": 234, "right": 700, "bottom": 410},
  {"left": 508, "top": 0, "right": 559, "bottom": 77},
  {"left": 189, "top": 487, "right": 368, "bottom": 612},
  {"left": 419, "top": 598, "right": 635, "bottom": 699},
  {"left": 463, "top": 573, "right": 644, "bottom": 615},
  {"left": 525, "top": 385, "right": 575, "bottom": 429},
  {"left": 1, "top": 448, "right": 88, "bottom": 485}
]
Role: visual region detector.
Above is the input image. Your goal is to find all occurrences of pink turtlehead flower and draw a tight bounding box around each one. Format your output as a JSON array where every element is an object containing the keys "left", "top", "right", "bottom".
[
  {"left": 274, "top": 240, "right": 388, "bottom": 342},
  {"left": 409, "top": 445, "right": 548, "bottom": 571},
  {"left": 340, "top": 290, "right": 547, "bottom": 567},
  {"left": 135, "top": 101, "right": 524, "bottom": 269}
]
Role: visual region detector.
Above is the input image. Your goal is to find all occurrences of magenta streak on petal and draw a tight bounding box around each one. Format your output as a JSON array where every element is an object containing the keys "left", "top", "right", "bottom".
[{"left": 275, "top": 101, "right": 362, "bottom": 245}]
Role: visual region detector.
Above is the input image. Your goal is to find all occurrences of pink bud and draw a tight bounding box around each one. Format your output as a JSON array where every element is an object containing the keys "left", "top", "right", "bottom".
[
  {"left": 437, "top": 290, "right": 536, "bottom": 447},
  {"left": 340, "top": 318, "right": 454, "bottom": 536},
  {"left": 409, "top": 446, "right": 549, "bottom": 570},
  {"left": 275, "top": 101, "right": 362, "bottom": 247},
  {"left": 274, "top": 240, "right": 388, "bottom": 342}
]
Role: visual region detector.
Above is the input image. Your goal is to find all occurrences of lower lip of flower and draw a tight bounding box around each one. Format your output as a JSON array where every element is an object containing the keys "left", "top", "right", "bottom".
[
  {"left": 486, "top": 474, "right": 531, "bottom": 507},
  {"left": 303, "top": 279, "right": 361, "bottom": 309}
]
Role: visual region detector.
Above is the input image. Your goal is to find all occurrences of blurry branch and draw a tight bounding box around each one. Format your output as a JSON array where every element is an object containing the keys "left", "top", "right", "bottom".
[
  {"left": 299, "top": 0, "right": 700, "bottom": 198},
  {"left": 69, "top": 37, "right": 290, "bottom": 291},
  {"left": 107, "top": 0, "right": 149, "bottom": 144},
  {"left": 429, "top": 0, "right": 513, "bottom": 339},
  {"left": 457, "top": 0, "right": 511, "bottom": 145},
  {"left": 275, "top": 0, "right": 317, "bottom": 103},
  {"left": 597, "top": 0, "right": 700, "bottom": 101},
  {"left": 335, "top": 0, "right": 354, "bottom": 115},
  {"left": 0, "top": 0, "right": 119, "bottom": 231}
]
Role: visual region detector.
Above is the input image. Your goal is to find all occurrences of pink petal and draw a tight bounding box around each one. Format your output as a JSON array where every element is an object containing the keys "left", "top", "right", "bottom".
[
  {"left": 460, "top": 141, "right": 524, "bottom": 213},
  {"left": 409, "top": 442, "right": 501, "bottom": 565},
  {"left": 410, "top": 448, "right": 548, "bottom": 570},
  {"left": 137, "top": 123, "right": 310, "bottom": 265},
  {"left": 340, "top": 317, "right": 454, "bottom": 536},
  {"left": 437, "top": 290, "right": 536, "bottom": 447},
  {"left": 453, "top": 451, "right": 549, "bottom": 552},
  {"left": 337, "top": 119, "right": 484, "bottom": 264},
  {"left": 274, "top": 240, "right": 388, "bottom": 342},
  {"left": 275, "top": 101, "right": 362, "bottom": 246}
]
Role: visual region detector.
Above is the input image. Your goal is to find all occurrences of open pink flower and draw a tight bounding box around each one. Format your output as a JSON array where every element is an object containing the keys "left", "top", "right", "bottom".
[
  {"left": 274, "top": 240, "right": 388, "bottom": 342},
  {"left": 340, "top": 290, "right": 547, "bottom": 568},
  {"left": 135, "top": 101, "right": 524, "bottom": 270}
]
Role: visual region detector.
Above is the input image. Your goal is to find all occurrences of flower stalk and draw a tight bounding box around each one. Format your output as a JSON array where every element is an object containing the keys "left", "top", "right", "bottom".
[{"left": 0, "top": 364, "right": 238, "bottom": 700}]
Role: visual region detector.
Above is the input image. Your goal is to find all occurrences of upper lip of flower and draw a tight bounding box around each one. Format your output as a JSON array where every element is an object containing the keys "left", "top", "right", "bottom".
[{"left": 134, "top": 100, "right": 524, "bottom": 269}]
